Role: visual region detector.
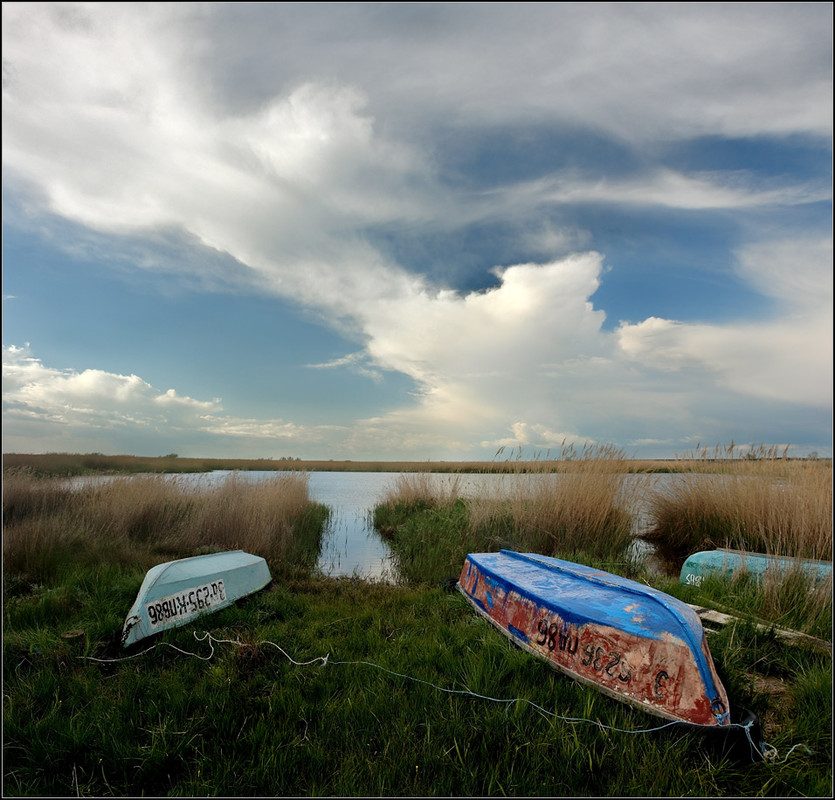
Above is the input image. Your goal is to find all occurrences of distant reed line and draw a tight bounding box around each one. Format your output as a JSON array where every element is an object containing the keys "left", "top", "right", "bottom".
[{"left": 3, "top": 443, "right": 829, "bottom": 477}]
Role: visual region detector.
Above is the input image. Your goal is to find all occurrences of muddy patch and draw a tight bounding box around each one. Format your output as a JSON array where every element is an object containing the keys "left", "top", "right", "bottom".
[{"left": 747, "top": 672, "right": 795, "bottom": 738}]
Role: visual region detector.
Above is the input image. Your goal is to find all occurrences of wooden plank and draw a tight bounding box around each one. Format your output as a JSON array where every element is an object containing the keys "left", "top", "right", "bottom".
[{"left": 687, "top": 604, "right": 831, "bottom": 654}]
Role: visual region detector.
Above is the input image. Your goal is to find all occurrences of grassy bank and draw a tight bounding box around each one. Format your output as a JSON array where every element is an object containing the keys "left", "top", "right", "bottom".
[
  {"left": 3, "top": 454, "right": 832, "bottom": 796},
  {"left": 373, "top": 447, "right": 646, "bottom": 585},
  {"left": 4, "top": 574, "right": 831, "bottom": 796}
]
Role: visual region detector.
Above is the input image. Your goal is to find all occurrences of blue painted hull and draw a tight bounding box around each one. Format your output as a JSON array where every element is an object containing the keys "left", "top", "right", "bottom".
[
  {"left": 458, "top": 550, "right": 731, "bottom": 726},
  {"left": 680, "top": 549, "right": 832, "bottom": 587}
]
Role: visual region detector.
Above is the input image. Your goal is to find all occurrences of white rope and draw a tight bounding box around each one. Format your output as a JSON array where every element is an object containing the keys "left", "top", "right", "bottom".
[
  {"left": 326, "top": 655, "right": 682, "bottom": 733},
  {"left": 259, "top": 638, "right": 330, "bottom": 667},
  {"left": 763, "top": 742, "right": 813, "bottom": 763},
  {"left": 81, "top": 630, "right": 804, "bottom": 762}
]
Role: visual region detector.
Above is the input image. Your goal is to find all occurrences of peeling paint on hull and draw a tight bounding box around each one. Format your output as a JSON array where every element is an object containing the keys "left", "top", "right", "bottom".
[{"left": 458, "top": 550, "right": 730, "bottom": 727}]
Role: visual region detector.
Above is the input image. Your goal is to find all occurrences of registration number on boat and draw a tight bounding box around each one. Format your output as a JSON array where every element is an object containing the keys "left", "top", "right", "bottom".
[{"left": 146, "top": 580, "right": 227, "bottom": 627}]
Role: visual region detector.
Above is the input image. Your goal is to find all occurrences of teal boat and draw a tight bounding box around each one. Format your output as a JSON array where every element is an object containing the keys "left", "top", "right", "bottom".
[
  {"left": 680, "top": 549, "right": 831, "bottom": 587},
  {"left": 121, "top": 550, "right": 271, "bottom": 647}
]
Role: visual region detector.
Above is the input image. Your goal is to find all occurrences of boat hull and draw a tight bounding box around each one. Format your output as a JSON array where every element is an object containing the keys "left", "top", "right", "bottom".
[
  {"left": 458, "top": 550, "right": 730, "bottom": 727},
  {"left": 680, "top": 549, "right": 832, "bottom": 587},
  {"left": 122, "top": 550, "right": 271, "bottom": 647}
]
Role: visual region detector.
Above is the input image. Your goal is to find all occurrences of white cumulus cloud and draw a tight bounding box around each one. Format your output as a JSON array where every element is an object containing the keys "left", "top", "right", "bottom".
[{"left": 2, "top": 3, "right": 831, "bottom": 458}]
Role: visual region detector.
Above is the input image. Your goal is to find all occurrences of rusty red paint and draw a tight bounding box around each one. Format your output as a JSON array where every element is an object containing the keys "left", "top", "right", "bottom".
[{"left": 458, "top": 552, "right": 730, "bottom": 727}]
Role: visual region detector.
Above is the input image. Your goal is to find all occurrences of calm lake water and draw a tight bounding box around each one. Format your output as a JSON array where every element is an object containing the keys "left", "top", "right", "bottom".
[
  {"left": 307, "top": 471, "right": 578, "bottom": 580},
  {"left": 180, "top": 470, "right": 564, "bottom": 581},
  {"left": 69, "top": 470, "right": 678, "bottom": 581}
]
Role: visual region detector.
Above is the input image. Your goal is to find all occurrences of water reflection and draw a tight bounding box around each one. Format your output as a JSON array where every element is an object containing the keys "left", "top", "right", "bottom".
[{"left": 306, "top": 472, "right": 400, "bottom": 581}]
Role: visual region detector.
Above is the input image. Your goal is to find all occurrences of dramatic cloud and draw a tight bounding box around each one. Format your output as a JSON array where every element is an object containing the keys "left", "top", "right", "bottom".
[
  {"left": 617, "top": 236, "right": 833, "bottom": 408},
  {"left": 3, "top": 344, "right": 216, "bottom": 432},
  {"left": 2, "top": 3, "right": 831, "bottom": 458}
]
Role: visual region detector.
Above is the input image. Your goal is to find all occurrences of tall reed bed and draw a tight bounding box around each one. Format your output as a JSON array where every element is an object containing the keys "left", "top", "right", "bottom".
[
  {"left": 470, "top": 444, "right": 646, "bottom": 559},
  {"left": 639, "top": 451, "right": 832, "bottom": 638},
  {"left": 642, "top": 454, "right": 832, "bottom": 567},
  {"left": 374, "top": 445, "right": 647, "bottom": 584},
  {"left": 2, "top": 470, "right": 328, "bottom": 584}
]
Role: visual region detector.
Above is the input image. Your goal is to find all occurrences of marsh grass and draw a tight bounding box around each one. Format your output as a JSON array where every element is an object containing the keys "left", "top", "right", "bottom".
[
  {"left": 3, "top": 451, "right": 833, "bottom": 796},
  {"left": 2, "top": 470, "right": 328, "bottom": 583},
  {"left": 3, "top": 575, "right": 830, "bottom": 797},
  {"left": 757, "top": 569, "right": 832, "bottom": 640},
  {"left": 373, "top": 444, "right": 832, "bottom": 642},
  {"left": 469, "top": 444, "right": 646, "bottom": 560},
  {"left": 687, "top": 568, "right": 833, "bottom": 641},
  {"left": 14, "top": 449, "right": 821, "bottom": 477},
  {"left": 375, "top": 445, "right": 649, "bottom": 584}
]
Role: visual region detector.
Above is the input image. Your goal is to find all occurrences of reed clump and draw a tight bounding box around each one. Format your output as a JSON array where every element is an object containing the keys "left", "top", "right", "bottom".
[
  {"left": 2, "top": 471, "right": 328, "bottom": 583},
  {"left": 372, "top": 474, "right": 471, "bottom": 582},
  {"left": 374, "top": 445, "right": 647, "bottom": 584},
  {"left": 374, "top": 473, "right": 461, "bottom": 534},
  {"left": 643, "top": 451, "right": 832, "bottom": 569},
  {"left": 468, "top": 443, "right": 645, "bottom": 560}
]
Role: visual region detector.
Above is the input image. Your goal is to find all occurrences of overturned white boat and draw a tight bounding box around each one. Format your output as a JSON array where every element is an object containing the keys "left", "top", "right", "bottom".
[{"left": 121, "top": 550, "right": 272, "bottom": 647}]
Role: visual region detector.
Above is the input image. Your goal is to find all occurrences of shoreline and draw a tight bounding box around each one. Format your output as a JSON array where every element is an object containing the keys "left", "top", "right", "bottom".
[{"left": 4, "top": 451, "right": 827, "bottom": 477}]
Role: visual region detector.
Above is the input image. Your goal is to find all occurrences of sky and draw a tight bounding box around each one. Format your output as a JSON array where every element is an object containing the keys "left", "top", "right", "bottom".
[{"left": 2, "top": 2, "right": 832, "bottom": 461}]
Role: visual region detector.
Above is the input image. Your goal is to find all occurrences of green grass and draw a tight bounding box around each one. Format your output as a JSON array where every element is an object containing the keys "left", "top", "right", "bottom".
[
  {"left": 3, "top": 460, "right": 832, "bottom": 796},
  {"left": 5, "top": 574, "right": 831, "bottom": 797}
]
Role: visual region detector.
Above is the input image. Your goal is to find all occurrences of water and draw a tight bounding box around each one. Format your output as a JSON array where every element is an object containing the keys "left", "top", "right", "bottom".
[
  {"left": 307, "top": 471, "right": 663, "bottom": 579},
  {"left": 153, "top": 470, "right": 406, "bottom": 581},
  {"left": 254, "top": 471, "right": 559, "bottom": 580},
  {"left": 163, "top": 471, "right": 577, "bottom": 580},
  {"left": 66, "top": 470, "right": 672, "bottom": 581},
  {"left": 307, "top": 472, "right": 400, "bottom": 581},
  {"left": 309, "top": 471, "right": 565, "bottom": 580}
]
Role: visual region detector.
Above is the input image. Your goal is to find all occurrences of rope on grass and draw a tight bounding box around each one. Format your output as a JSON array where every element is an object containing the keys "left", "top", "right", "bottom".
[
  {"left": 81, "top": 630, "right": 796, "bottom": 762},
  {"left": 762, "top": 742, "right": 813, "bottom": 764},
  {"left": 80, "top": 631, "right": 328, "bottom": 666}
]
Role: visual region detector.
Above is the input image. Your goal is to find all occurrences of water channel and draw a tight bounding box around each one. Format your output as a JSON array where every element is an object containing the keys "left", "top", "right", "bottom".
[
  {"left": 307, "top": 471, "right": 564, "bottom": 581},
  {"left": 171, "top": 470, "right": 552, "bottom": 581},
  {"left": 126, "top": 470, "right": 675, "bottom": 580},
  {"left": 68, "top": 470, "right": 684, "bottom": 580}
]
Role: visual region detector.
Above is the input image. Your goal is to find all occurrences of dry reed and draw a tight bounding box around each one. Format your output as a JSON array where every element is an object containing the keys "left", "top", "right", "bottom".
[
  {"left": 643, "top": 456, "right": 832, "bottom": 567},
  {"left": 378, "top": 472, "right": 462, "bottom": 510},
  {"left": 375, "top": 444, "right": 648, "bottom": 562},
  {"left": 2, "top": 470, "right": 325, "bottom": 583},
  {"left": 468, "top": 444, "right": 647, "bottom": 558}
]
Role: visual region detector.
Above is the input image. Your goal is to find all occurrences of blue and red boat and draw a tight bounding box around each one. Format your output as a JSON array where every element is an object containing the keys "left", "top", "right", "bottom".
[{"left": 457, "top": 550, "right": 731, "bottom": 727}]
